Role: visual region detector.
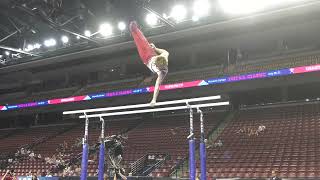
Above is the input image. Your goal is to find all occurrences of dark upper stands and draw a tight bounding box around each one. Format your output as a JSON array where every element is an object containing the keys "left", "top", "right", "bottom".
[{"left": 1, "top": 52, "right": 320, "bottom": 105}]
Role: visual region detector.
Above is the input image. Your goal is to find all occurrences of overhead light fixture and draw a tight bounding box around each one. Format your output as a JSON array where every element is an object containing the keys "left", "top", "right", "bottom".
[
  {"left": 61, "top": 35, "right": 69, "bottom": 43},
  {"left": 163, "top": 13, "right": 169, "bottom": 19},
  {"left": 99, "top": 23, "right": 113, "bottom": 37},
  {"left": 34, "top": 43, "right": 41, "bottom": 49},
  {"left": 26, "top": 44, "right": 34, "bottom": 51},
  {"left": 84, "top": 30, "right": 91, "bottom": 37},
  {"left": 44, "top": 38, "right": 56, "bottom": 47},
  {"left": 76, "top": 35, "right": 81, "bottom": 40},
  {"left": 218, "top": 0, "right": 301, "bottom": 15},
  {"left": 170, "top": 5, "right": 187, "bottom": 22},
  {"left": 193, "top": 0, "right": 210, "bottom": 18},
  {"left": 118, "top": 22, "right": 126, "bottom": 31},
  {"left": 192, "top": 15, "right": 200, "bottom": 22},
  {"left": 146, "top": 13, "right": 158, "bottom": 26},
  {"left": 4, "top": 51, "right": 10, "bottom": 56},
  {"left": 218, "top": 0, "right": 263, "bottom": 14}
]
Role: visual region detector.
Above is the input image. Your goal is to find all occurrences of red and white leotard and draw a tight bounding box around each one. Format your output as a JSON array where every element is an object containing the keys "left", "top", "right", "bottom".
[{"left": 129, "top": 22, "right": 157, "bottom": 64}]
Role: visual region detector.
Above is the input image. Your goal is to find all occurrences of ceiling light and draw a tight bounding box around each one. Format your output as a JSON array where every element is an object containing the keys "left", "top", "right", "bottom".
[
  {"left": 84, "top": 30, "right": 91, "bottom": 37},
  {"left": 99, "top": 23, "right": 113, "bottom": 37},
  {"left": 192, "top": 15, "right": 200, "bottom": 22},
  {"left": 44, "top": 38, "right": 56, "bottom": 47},
  {"left": 146, "top": 13, "right": 158, "bottom": 26},
  {"left": 163, "top": 13, "right": 169, "bottom": 19},
  {"left": 193, "top": 0, "right": 210, "bottom": 18},
  {"left": 27, "top": 44, "right": 34, "bottom": 51},
  {"left": 34, "top": 43, "right": 41, "bottom": 49},
  {"left": 218, "top": 0, "right": 301, "bottom": 14},
  {"left": 170, "top": 5, "right": 187, "bottom": 22},
  {"left": 61, "top": 36, "right": 69, "bottom": 43},
  {"left": 118, "top": 22, "right": 126, "bottom": 31},
  {"left": 4, "top": 51, "right": 10, "bottom": 56}
]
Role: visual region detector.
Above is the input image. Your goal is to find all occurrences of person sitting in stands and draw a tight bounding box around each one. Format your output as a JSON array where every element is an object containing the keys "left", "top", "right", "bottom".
[
  {"left": 1, "top": 170, "right": 16, "bottom": 180},
  {"left": 31, "top": 175, "right": 38, "bottom": 180},
  {"left": 270, "top": 171, "right": 282, "bottom": 180}
]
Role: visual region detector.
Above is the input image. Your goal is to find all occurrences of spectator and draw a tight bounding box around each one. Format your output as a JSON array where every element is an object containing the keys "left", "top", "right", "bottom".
[
  {"left": 21, "top": 148, "right": 25, "bottom": 155},
  {"left": 29, "top": 152, "right": 35, "bottom": 160},
  {"left": 258, "top": 125, "right": 266, "bottom": 133},
  {"left": 45, "top": 171, "right": 52, "bottom": 177},
  {"left": 237, "top": 125, "right": 266, "bottom": 137},
  {"left": 214, "top": 140, "right": 223, "bottom": 147},
  {"left": 31, "top": 175, "right": 38, "bottom": 180},
  {"left": 270, "top": 171, "right": 282, "bottom": 180},
  {"left": 1, "top": 170, "right": 16, "bottom": 180}
]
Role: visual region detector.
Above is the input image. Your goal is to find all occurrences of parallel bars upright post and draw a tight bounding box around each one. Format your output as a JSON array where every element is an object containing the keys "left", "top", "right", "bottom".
[
  {"left": 80, "top": 113, "right": 89, "bottom": 180},
  {"left": 187, "top": 102, "right": 196, "bottom": 180},
  {"left": 98, "top": 117, "right": 105, "bottom": 180},
  {"left": 197, "top": 108, "right": 207, "bottom": 180}
]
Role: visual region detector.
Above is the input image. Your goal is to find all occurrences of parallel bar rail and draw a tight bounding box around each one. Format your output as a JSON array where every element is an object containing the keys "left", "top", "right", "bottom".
[
  {"left": 78, "top": 101, "right": 229, "bottom": 118},
  {"left": 63, "top": 95, "right": 221, "bottom": 115}
]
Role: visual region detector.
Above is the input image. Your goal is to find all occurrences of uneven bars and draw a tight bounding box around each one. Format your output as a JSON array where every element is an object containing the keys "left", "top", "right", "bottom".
[
  {"left": 63, "top": 95, "right": 221, "bottom": 115},
  {"left": 78, "top": 101, "right": 229, "bottom": 119}
]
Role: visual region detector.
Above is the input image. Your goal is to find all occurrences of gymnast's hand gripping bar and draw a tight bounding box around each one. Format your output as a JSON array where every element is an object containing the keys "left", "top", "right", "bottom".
[{"left": 63, "top": 95, "right": 222, "bottom": 115}]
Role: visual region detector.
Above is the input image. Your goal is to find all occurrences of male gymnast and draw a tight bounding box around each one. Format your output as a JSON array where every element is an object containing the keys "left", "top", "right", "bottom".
[{"left": 129, "top": 21, "right": 169, "bottom": 106}]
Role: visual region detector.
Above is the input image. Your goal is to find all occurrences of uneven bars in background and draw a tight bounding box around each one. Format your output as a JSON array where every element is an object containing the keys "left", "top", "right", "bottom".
[
  {"left": 63, "top": 95, "right": 222, "bottom": 115},
  {"left": 78, "top": 101, "right": 229, "bottom": 118}
]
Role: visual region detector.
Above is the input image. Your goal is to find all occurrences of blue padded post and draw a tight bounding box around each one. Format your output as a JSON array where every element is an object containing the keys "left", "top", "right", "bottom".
[
  {"left": 98, "top": 143, "right": 105, "bottom": 180},
  {"left": 98, "top": 116, "right": 106, "bottom": 180},
  {"left": 200, "top": 142, "right": 207, "bottom": 180},
  {"left": 187, "top": 103, "right": 196, "bottom": 180},
  {"left": 80, "top": 113, "right": 89, "bottom": 180},
  {"left": 189, "top": 139, "right": 196, "bottom": 180},
  {"left": 80, "top": 143, "right": 89, "bottom": 180}
]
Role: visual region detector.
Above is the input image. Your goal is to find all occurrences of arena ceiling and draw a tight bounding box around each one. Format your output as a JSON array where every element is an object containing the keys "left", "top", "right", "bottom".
[
  {"left": 0, "top": 0, "right": 190, "bottom": 65},
  {"left": 0, "top": 0, "right": 319, "bottom": 67}
]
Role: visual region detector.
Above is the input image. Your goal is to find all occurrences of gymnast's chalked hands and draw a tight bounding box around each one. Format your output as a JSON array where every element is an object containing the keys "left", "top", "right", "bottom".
[{"left": 150, "top": 100, "right": 156, "bottom": 107}]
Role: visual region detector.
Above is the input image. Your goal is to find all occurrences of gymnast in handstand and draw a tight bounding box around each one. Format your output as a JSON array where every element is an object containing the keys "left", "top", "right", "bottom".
[{"left": 130, "top": 21, "right": 169, "bottom": 106}]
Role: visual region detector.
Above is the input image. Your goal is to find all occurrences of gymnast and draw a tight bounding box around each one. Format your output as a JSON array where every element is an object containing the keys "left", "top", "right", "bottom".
[{"left": 129, "top": 21, "right": 169, "bottom": 106}]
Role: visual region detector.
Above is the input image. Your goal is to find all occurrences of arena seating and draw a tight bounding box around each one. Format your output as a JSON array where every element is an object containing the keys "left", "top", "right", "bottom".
[
  {"left": 0, "top": 124, "right": 75, "bottom": 176},
  {"left": 1, "top": 101, "right": 320, "bottom": 178},
  {"left": 228, "top": 54, "right": 320, "bottom": 76},
  {"left": 32, "top": 119, "right": 139, "bottom": 177},
  {"left": 0, "top": 92, "right": 26, "bottom": 105},
  {"left": 11, "top": 87, "right": 80, "bottom": 104},
  {"left": 124, "top": 112, "right": 225, "bottom": 177},
  {"left": 164, "top": 53, "right": 320, "bottom": 85},
  {"left": 0, "top": 125, "right": 74, "bottom": 153},
  {"left": 0, "top": 111, "right": 225, "bottom": 177},
  {"left": 205, "top": 102, "right": 320, "bottom": 178},
  {"left": 2, "top": 52, "right": 320, "bottom": 105},
  {"left": 76, "top": 77, "right": 143, "bottom": 95}
]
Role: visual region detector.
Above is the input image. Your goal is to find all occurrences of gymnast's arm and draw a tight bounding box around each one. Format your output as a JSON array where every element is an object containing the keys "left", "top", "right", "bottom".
[{"left": 1, "top": 170, "right": 9, "bottom": 180}]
